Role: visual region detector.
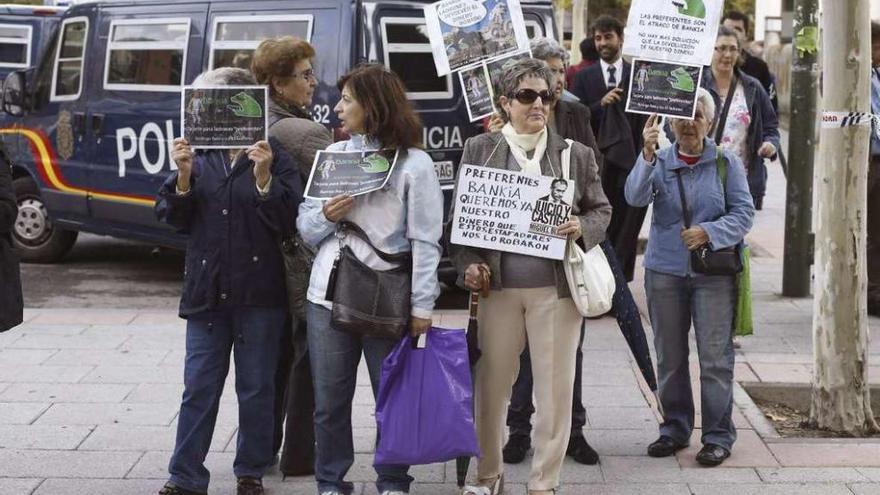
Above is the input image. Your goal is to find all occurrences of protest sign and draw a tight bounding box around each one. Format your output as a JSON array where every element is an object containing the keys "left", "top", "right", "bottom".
[
  {"left": 459, "top": 65, "right": 495, "bottom": 122},
  {"left": 181, "top": 86, "right": 268, "bottom": 149},
  {"left": 305, "top": 149, "right": 399, "bottom": 199},
  {"left": 625, "top": 59, "right": 702, "bottom": 119},
  {"left": 451, "top": 164, "right": 574, "bottom": 260},
  {"left": 622, "top": 0, "right": 723, "bottom": 66},
  {"left": 424, "top": 0, "right": 530, "bottom": 77},
  {"left": 485, "top": 49, "right": 530, "bottom": 98}
]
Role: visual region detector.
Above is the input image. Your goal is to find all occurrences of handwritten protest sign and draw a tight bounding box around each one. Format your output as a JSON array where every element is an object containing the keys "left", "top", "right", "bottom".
[
  {"left": 424, "top": 0, "right": 530, "bottom": 77},
  {"left": 181, "top": 86, "right": 268, "bottom": 148},
  {"left": 626, "top": 58, "right": 702, "bottom": 119},
  {"left": 622, "top": 0, "right": 723, "bottom": 66},
  {"left": 451, "top": 164, "right": 573, "bottom": 260},
  {"left": 305, "top": 149, "right": 399, "bottom": 200}
]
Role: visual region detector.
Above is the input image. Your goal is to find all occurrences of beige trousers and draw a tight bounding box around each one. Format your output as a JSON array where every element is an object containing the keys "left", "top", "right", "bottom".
[{"left": 474, "top": 287, "right": 582, "bottom": 491}]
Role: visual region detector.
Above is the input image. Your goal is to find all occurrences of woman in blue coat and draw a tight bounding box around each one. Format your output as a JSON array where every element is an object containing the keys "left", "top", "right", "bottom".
[{"left": 154, "top": 67, "right": 303, "bottom": 495}]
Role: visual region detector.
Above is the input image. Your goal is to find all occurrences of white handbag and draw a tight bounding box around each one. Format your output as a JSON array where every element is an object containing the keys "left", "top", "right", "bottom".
[{"left": 559, "top": 139, "right": 616, "bottom": 317}]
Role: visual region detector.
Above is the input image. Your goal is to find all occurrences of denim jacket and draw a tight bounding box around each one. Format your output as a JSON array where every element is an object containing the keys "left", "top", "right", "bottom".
[
  {"left": 297, "top": 135, "right": 444, "bottom": 319},
  {"left": 624, "top": 139, "right": 755, "bottom": 277}
]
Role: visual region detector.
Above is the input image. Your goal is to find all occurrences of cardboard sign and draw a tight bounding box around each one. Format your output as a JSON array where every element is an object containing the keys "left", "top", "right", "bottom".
[
  {"left": 622, "top": 0, "right": 723, "bottom": 66},
  {"left": 451, "top": 164, "right": 574, "bottom": 260},
  {"left": 459, "top": 65, "right": 495, "bottom": 122},
  {"left": 424, "top": 0, "right": 530, "bottom": 77},
  {"left": 625, "top": 59, "right": 703, "bottom": 119},
  {"left": 304, "top": 149, "right": 399, "bottom": 199},
  {"left": 181, "top": 86, "right": 268, "bottom": 149}
]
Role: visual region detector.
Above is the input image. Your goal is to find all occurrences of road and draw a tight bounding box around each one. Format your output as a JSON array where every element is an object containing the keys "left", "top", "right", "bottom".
[{"left": 20, "top": 233, "right": 469, "bottom": 309}]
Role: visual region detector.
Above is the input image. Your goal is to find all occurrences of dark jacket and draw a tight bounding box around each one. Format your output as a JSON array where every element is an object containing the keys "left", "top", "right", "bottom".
[
  {"left": 155, "top": 137, "right": 304, "bottom": 317},
  {"left": 267, "top": 98, "right": 332, "bottom": 180},
  {"left": 448, "top": 131, "right": 611, "bottom": 298},
  {"left": 570, "top": 61, "right": 631, "bottom": 136},
  {"left": 554, "top": 99, "right": 602, "bottom": 172},
  {"left": 0, "top": 153, "right": 22, "bottom": 332},
  {"left": 701, "top": 68, "right": 780, "bottom": 200},
  {"left": 741, "top": 52, "right": 778, "bottom": 113}
]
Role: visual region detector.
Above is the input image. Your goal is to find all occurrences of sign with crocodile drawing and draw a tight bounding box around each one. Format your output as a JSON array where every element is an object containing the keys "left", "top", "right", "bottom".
[
  {"left": 625, "top": 59, "right": 703, "bottom": 120},
  {"left": 622, "top": 0, "right": 723, "bottom": 66},
  {"left": 181, "top": 86, "right": 268, "bottom": 149},
  {"left": 304, "top": 149, "right": 400, "bottom": 199}
]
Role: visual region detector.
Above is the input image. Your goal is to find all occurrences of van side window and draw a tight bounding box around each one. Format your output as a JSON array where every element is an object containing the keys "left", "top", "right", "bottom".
[
  {"left": 380, "top": 18, "right": 452, "bottom": 100},
  {"left": 104, "top": 19, "right": 190, "bottom": 91},
  {"left": 0, "top": 24, "right": 32, "bottom": 68},
  {"left": 209, "top": 15, "right": 312, "bottom": 70},
  {"left": 51, "top": 17, "right": 88, "bottom": 101}
]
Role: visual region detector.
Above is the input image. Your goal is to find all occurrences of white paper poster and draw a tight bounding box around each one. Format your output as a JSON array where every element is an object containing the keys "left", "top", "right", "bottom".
[
  {"left": 424, "top": 0, "right": 531, "bottom": 77},
  {"left": 622, "top": 0, "right": 723, "bottom": 66},
  {"left": 451, "top": 164, "right": 574, "bottom": 260}
]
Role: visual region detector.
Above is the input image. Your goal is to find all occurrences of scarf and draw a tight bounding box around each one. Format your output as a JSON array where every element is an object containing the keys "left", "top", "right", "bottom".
[{"left": 501, "top": 123, "right": 547, "bottom": 176}]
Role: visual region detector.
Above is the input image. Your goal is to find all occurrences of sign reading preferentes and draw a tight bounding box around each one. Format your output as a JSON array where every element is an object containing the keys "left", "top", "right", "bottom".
[
  {"left": 622, "top": 0, "right": 723, "bottom": 67},
  {"left": 451, "top": 164, "right": 573, "bottom": 260}
]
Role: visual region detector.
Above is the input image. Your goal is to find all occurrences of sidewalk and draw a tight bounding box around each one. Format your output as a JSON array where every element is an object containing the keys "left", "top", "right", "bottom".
[{"left": 3, "top": 131, "right": 880, "bottom": 494}]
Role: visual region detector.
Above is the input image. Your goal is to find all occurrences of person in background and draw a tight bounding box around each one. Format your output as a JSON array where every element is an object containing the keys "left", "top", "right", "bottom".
[
  {"left": 0, "top": 148, "right": 22, "bottom": 334},
  {"left": 297, "top": 64, "right": 443, "bottom": 495},
  {"left": 721, "top": 11, "right": 778, "bottom": 113},
  {"left": 570, "top": 15, "right": 627, "bottom": 135},
  {"left": 452, "top": 58, "right": 610, "bottom": 495},
  {"left": 250, "top": 35, "right": 332, "bottom": 477},
  {"left": 625, "top": 90, "right": 755, "bottom": 468},
  {"left": 868, "top": 21, "right": 880, "bottom": 316},
  {"left": 565, "top": 37, "right": 599, "bottom": 90},
  {"left": 702, "top": 26, "right": 780, "bottom": 211},
  {"left": 155, "top": 68, "right": 304, "bottom": 495}
]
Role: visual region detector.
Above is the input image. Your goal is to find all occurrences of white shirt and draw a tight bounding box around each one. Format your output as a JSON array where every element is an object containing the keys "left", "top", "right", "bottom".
[{"left": 600, "top": 58, "right": 624, "bottom": 88}]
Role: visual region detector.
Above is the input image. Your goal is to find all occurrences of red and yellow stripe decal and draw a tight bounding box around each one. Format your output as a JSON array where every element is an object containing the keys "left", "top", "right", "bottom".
[{"left": 0, "top": 126, "right": 154, "bottom": 207}]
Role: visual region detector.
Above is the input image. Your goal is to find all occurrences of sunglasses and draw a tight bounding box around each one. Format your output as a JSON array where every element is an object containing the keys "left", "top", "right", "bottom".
[{"left": 510, "top": 88, "right": 555, "bottom": 105}]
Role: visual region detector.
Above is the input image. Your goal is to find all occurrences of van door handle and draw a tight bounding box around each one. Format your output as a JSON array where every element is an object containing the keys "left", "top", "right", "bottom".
[
  {"left": 91, "top": 114, "right": 105, "bottom": 144},
  {"left": 72, "top": 112, "right": 86, "bottom": 142}
]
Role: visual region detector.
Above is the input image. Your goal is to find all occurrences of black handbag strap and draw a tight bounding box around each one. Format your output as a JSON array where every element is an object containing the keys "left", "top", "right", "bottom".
[
  {"left": 337, "top": 220, "right": 411, "bottom": 264},
  {"left": 714, "top": 73, "right": 738, "bottom": 145}
]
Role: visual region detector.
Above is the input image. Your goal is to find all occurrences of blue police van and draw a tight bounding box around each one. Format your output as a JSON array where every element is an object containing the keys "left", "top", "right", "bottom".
[
  {"left": 0, "top": 5, "right": 64, "bottom": 83},
  {"left": 0, "top": 0, "right": 555, "bottom": 268}
]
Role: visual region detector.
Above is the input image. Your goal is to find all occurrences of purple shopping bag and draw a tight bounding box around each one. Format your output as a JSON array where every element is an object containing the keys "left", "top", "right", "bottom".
[{"left": 374, "top": 328, "right": 480, "bottom": 466}]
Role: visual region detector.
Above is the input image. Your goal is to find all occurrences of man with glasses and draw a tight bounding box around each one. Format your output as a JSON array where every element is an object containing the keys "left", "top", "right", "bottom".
[{"left": 721, "top": 11, "right": 778, "bottom": 113}]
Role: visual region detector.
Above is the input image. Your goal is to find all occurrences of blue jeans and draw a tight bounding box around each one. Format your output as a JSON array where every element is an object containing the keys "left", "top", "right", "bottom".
[
  {"left": 645, "top": 270, "right": 737, "bottom": 450},
  {"left": 168, "top": 306, "right": 287, "bottom": 493},
  {"left": 307, "top": 303, "right": 413, "bottom": 495}
]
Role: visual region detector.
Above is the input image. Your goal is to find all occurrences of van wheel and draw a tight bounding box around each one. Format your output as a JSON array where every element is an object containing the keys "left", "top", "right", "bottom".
[{"left": 12, "top": 177, "right": 77, "bottom": 263}]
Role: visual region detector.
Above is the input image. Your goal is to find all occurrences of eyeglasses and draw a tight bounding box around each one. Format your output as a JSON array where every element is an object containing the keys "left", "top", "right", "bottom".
[
  {"left": 510, "top": 88, "right": 555, "bottom": 105},
  {"left": 714, "top": 46, "right": 740, "bottom": 54},
  {"left": 292, "top": 68, "right": 316, "bottom": 81}
]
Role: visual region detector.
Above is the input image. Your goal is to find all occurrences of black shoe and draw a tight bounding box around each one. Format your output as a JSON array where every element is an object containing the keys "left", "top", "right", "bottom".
[
  {"left": 646, "top": 436, "right": 688, "bottom": 458},
  {"left": 158, "top": 483, "right": 206, "bottom": 495},
  {"left": 502, "top": 434, "right": 530, "bottom": 464},
  {"left": 869, "top": 300, "right": 880, "bottom": 317},
  {"left": 236, "top": 477, "right": 264, "bottom": 495},
  {"left": 696, "top": 444, "right": 730, "bottom": 467},
  {"left": 567, "top": 433, "right": 599, "bottom": 465}
]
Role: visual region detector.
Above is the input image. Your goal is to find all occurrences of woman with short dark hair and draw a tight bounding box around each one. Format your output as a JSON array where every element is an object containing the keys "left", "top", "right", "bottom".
[{"left": 297, "top": 64, "right": 444, "bottom": 495}]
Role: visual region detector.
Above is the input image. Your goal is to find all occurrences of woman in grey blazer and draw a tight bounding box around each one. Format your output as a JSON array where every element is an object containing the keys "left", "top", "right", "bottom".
[{"left": 450, "top": 59, "right": 610, "bottom": 495}]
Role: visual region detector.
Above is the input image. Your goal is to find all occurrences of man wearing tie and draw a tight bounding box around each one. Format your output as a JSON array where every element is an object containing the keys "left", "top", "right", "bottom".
[
  {"left": 869, "top": 21, "right": 880, "bottom": 315},
  {"left": 571, "top": 15, "right": 628, "bottom": 136}
]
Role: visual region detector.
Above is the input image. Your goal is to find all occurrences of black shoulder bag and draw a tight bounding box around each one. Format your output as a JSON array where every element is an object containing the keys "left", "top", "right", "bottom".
[
  {"left": 675, "top": 150, "right": 743, "bottom": 276},
  {"left": 325, "top": 220, "right": 412, "bottom": 339}
]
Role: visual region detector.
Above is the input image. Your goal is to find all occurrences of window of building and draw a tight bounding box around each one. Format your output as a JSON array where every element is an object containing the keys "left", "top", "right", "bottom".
[{"left": 104, "top": 18, "right": 190, "bottom": 91}]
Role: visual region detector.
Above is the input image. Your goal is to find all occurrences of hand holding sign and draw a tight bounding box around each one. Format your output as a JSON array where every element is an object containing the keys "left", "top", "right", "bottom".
[
  {"left": 172, "top": 138, "right": 194, "bottom": 193},
  {"left": 556, "top": 216, "right": 582, "bottom": 240},
  {"left": 323, "top": 194, "right": 354, "bottom": 222},
  {"left": 248, "top": 140, "right": 273, "bottom": 190},
  {"left": 601, "top": 87, "right": 624, "bottom": 107},
  {"left": 642, "top": 114, "right": 662, "bottom": 162}
]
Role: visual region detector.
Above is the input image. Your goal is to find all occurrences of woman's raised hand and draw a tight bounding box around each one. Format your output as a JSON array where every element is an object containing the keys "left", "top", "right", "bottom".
[
  {"left": 642, "top": 114, "right": 661, "bottom": 162},
  {"left": 172, "top": 138, "right": 194, "bottom": 193}
]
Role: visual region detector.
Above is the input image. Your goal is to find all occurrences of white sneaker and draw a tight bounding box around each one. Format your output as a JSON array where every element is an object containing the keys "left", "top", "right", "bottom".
[
  {"left": 320, "top": 492, "right": 342, "bottom": 495},
  {"left": 380, "top": 491, "right": 408, "bottom": 495}
]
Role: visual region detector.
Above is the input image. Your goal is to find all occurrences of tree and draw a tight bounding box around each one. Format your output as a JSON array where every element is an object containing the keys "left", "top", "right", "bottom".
[{"left": 810, "top": 0, "right": 879, "bottom": 436}]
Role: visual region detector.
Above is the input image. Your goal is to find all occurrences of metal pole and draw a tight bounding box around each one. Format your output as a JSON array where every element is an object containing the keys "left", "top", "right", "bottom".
[{"left": 781, "top": 0, "right": 819, "bottom": 297}]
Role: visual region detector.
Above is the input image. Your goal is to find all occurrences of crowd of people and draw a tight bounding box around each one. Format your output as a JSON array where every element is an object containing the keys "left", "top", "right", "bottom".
[{"left": 0, "top": 8, "right": 782, "bottom": 495}]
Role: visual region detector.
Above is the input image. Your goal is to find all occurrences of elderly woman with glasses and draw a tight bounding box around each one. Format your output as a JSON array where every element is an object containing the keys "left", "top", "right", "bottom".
[
  {"left": 450, "top": 58, "right": 610, "bottom": 495},
  {"left": 704, "top": 25, "right": 779, "bottom": 210},
  {"left": 625, "top": 88, "right": 754, "bottom": 467}
]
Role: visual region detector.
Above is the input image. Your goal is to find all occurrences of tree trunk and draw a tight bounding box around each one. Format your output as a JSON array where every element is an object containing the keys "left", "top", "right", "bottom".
[
  {"left": 810, "top": 0, "right": 880, "bottom": 435},
  {"left": 570, "top": 0, "right": 587, "bottom": 65}
]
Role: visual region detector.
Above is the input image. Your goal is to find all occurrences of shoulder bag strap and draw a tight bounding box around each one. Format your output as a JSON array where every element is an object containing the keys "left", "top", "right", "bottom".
[
  {"left": 561, "top": 138, "right": 574, "bottom": 180},
  {"left": 714, "top": 73, "right": 738, "bottom": 145},
  {"left": 675, "top": 170, "right": 692, "bottom": 229},
  {"left": 337, "top": 220, "right": 411, "bottom": 264},
  {"left": 716, "top": 148, "right": 729, "bottom": 211}
]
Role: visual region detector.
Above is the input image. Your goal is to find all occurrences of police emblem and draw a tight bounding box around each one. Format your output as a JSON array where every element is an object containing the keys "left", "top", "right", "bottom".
[{"left": 56, "top": 111, "right": 74, "bottom": 161}]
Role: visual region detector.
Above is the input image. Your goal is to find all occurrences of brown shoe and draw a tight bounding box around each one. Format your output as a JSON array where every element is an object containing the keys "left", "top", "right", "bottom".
[
  {"left": 237, "top": 477, "right": 264, "bottom": 495},
  {"left": 158, "top": 483, "right": 206, "bottom": 495}
]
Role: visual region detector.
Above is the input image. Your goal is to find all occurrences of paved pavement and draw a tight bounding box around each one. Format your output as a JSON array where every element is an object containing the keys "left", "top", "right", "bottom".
[{"left": 4, "top": 130, "right": 880, "bottom": 494}]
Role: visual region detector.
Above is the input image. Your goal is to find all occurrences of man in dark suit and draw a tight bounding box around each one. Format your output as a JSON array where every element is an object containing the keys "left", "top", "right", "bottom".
[{"left": 571, "top": 15, "right": 629, "bottom": 136}]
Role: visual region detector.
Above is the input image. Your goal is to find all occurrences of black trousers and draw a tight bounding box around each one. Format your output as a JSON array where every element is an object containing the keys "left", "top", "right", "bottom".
[
  {"left": 868, "top": 157, "right": 880, "bottom": 305},
  {"left": 602, "top": 165, "right": 648, "bottom": 282},
  {"left": 272, "top": 317, "right": 316, "bottom": 476}
]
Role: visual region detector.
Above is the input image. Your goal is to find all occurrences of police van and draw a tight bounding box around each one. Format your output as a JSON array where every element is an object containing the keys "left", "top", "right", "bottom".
[
  {"left": 0, "top": 0, "right": 555, "bottom": 268},
  {"left": 0, "top": 5, "right": 64, "bottom": 82}
]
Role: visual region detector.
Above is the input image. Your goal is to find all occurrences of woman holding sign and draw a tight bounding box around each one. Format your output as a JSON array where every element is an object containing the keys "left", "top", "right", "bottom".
[
  {"left": 702, "top": 25, "right": 779, "bottom": 210},
  {"left": 450, "top": 58, "right": 610, "bottom": 495},
  {"left": 155, "top": 68, "right": 304, "bottom": 495},
  {"left": 624, "top": 90, "right": 754, "bottom": 467},
  {"left": 297, "top": 64, "right": 444, "bottom": 495}
]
